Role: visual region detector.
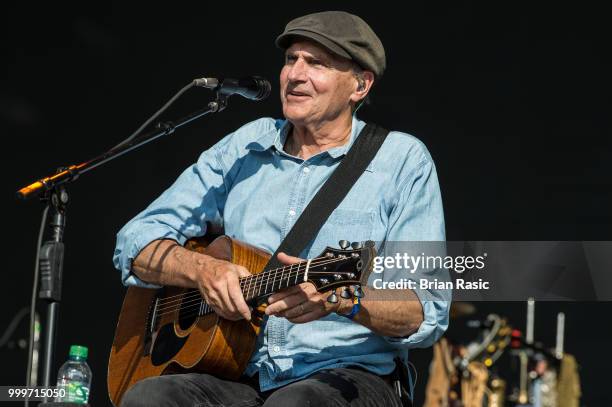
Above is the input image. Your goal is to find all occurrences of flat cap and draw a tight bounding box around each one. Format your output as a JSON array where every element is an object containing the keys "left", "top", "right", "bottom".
[{"left": 275, "top": 11, "right": 386, "bottom": 78}]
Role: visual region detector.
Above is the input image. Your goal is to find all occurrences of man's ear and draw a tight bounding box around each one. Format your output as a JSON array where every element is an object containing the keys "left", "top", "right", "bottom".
[
  {"left": 351, "top": 71, "right": 375, "bottom": 103},
  {"left": 357, "top": 78, "right": 366, "bottom": 91}
]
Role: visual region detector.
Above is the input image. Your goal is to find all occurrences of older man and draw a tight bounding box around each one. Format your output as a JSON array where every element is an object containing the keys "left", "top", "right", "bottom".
[{"left": 114, "top": 11, "right": 449, "bottom": 407}]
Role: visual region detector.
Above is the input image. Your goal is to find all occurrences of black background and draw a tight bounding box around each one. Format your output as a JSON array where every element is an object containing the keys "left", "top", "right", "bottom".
[{"left": 1, "top": 2, "right": 611, "bottom": 406}]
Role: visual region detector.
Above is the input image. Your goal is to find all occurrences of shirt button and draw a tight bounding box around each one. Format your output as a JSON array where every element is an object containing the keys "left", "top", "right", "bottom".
[
  {"left": 288, "top": 210, "right": 296, "bottom": 217},
  {"left": 302, "top": 167, "right": 310, "bottom": 173},
  {"left": 273, "top": 345, "right": 281, "bottom": 353}
]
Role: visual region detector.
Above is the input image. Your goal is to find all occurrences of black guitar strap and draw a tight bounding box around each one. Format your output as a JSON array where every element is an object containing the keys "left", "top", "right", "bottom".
[{"left": 263, "top": 122, "right": 389, "bottom": 271}]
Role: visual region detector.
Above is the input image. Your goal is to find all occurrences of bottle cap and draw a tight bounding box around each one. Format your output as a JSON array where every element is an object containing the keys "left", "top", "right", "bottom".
[{"left": 69, "top": 345, "right": 88, "bottom": 359}]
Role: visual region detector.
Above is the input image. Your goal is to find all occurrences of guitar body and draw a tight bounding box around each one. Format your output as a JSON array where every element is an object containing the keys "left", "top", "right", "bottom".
[{"left": 107, "top": 235, "right": 270, "bottom": 406}]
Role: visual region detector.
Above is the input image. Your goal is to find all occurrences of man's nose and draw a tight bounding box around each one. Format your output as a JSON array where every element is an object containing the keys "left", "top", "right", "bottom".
[{"left": 287, "top": 58, "right": 308, "bottom": 82}]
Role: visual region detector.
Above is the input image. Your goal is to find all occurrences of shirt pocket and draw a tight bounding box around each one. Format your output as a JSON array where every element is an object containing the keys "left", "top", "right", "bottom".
[{"left": 317, "top": 208, "right": 375, "bottom": 246}]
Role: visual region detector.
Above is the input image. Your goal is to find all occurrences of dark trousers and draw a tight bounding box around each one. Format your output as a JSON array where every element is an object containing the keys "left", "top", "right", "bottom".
[{"left": 120, "top": 368, "right": 403, "bottom": 407}]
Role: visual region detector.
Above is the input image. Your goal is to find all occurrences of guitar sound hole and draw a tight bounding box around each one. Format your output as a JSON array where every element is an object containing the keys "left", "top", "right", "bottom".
[{"left": 177, "top": 289, "right": 200, "bottom": 330}]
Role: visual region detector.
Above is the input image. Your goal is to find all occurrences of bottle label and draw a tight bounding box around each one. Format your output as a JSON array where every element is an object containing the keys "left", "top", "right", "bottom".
[{"left": 57, "top": 381, "right": 89, "bottom": 404}]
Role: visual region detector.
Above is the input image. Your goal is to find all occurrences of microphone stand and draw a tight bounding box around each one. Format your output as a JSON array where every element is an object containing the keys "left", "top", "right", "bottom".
[
  {"left": 17, "top": 95, "right": 228, "bottom": 200},
  {"left": 17, "top": 92, "right": 230, "bottom": 404}
]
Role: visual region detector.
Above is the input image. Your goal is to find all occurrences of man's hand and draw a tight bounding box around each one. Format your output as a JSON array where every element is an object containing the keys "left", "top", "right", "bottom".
[
  {"left": 133, "top": 240, "right": 253, "bottom": 321},
  {"left": 265, "top": 252, "right": 341, "bottom": 323},
  {"left": 194, "top": 256, "right": 252, "bottom": 321}
]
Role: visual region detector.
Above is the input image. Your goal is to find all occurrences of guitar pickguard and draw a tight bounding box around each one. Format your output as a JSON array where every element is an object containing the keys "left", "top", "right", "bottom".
[{"left": 150, "top": 322, "right": 188, "bottom": 366}]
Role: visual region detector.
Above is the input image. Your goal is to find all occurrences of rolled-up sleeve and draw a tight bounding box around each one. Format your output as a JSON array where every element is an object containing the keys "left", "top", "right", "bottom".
[
  {"left": 113, "top": 143, "right": 230, "bottom": 287},
  {"left": 381, "top": 153, "right": 451, "bottom": 349}
]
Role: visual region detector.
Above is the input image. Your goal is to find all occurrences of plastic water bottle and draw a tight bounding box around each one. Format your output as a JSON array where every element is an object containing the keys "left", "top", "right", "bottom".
[{"left": 54, "top": 345, "right": 92, "bottom": 404}]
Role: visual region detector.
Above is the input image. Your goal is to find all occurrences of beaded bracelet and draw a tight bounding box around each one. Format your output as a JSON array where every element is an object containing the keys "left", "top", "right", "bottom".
[{"left": 341, "top": 295, "right": 361, "bottom": 320}]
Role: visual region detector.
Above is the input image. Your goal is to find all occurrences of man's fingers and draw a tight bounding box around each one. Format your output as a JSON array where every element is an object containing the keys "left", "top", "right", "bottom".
[
  {"left": 236, "top": 266, "right": 252, "bottom": 279},
  {"left": 227, "top": 271, "right": 251, "bottom": 321},
  {"left": 195, "top": 260, "right": 253, "bottom": 321},
  {"left": 203, "top": 293, "right": 230, "bottom": 320},
  {"left": 277, "top": 252, "right": 304, "bottom": 265},
  {"left": 268, "top": 282, "right": 315, "bottom": 304},
  {"left": 219, "top": 284, "right": 239, "bottom": 317},
  {"left": 280, "top": 300, "right": 313, "bottom": 319},
  {"left": 266, "top": 292, "right": 306, "bottom": 315},
  {"left": 202, "top": 291, "right": 219, "bottom": 310},
  {"left": 268, "top": 285, "right": 301, "bottom": 304},
  {"left": 207, "top": 273, "right": 237, "bottom": 318}
]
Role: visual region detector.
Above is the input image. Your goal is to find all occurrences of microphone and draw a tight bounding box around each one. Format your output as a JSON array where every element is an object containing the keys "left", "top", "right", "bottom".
[{"left": 193, "top": 76, "right": 271, "bottom": 101}]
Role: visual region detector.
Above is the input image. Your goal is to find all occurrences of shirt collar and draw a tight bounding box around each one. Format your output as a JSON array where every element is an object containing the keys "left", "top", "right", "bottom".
[
  {"left": 244, "top": 119, "right": 284, "bottom": 152},
  {"left": 245, "top": 116, "right": 367, "bottom": 159}
]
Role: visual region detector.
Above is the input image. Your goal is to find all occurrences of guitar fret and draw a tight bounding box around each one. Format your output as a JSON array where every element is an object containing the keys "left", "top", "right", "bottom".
[
  {"left": 251, "top": 274, "right": 258, "bottom": 300},
  {"left": 284, "top": 265, "right": 290, "bottom": 288},
  {"left": 274, "top": 266, "right": 281, "bottom": 292},
  {"left": 270, "top": 267, "right": 277, "bottom": 295},
  {"left": 250, "top": 274, "right": 256, "bottom": 300},
  {"left": 273, "top": 266, "right": 280, "bottom": 293},
  {"left": 266, "top": 266, "right": 273, "bottom": 295},
  {"left": 256, "top": 272, "right": 264, "bottom": 298},
  {"left": 250, "top": 273, "right": 257, "bottom": 300},
  {"left": 261, "top": 272, "right": 266, "bottom": 296},
  {"left": 252, "top": 274, "right": 258, "bottom": 300},
  {"left": 263, "top": 269, "right": 269, "bottom": 295},
  {"left": 249, "top": 274, "right": 256, "bottom": 300},
  {"left": 245, "top": 274, "right": 252, "bottom": 301},
  {"left": 279, "top": 266, "right": 285, "bottom": 289}
]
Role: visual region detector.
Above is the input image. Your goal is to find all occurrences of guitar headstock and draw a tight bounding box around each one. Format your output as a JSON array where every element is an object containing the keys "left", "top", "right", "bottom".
[{"left": 306, "top": 240, "right": 377, "bottom": 293}]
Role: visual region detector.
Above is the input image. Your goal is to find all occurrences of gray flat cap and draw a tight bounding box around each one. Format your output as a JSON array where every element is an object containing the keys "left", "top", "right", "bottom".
[{"left": 275, "top": 11, "right": 386, "bottom": 78}]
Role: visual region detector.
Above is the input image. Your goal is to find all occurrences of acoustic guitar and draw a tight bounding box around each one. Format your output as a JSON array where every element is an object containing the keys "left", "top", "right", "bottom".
[{"left": 107, "top": 234, "right": 375, "bottom": 406}]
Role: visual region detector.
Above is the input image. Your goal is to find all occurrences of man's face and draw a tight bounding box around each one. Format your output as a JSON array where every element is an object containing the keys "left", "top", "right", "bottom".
[{"left": 280, "top": 40, "right": 359, "bottom": 127}]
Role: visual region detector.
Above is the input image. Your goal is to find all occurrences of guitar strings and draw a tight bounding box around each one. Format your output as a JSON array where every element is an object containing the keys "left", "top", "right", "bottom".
[
  {"left": 159, "top": 270, "right": 362, "bottom": 325},
  {"left": 154, "top": 268, "right": 362, "bottom": 322},
  {"left": 153, "top": 257, "right": 352, "bottom": 316},
  {"left": 153, "top": 254, "right": 339, "bottom": 307},
  {"left": 153, "top": 258, "right": 362, "bottom": 318},
  {"left": 153, "top": 274, "right": 360, "bottom": 321},
  {"left": 152, "top": 259, "right": 352, "bottom": 315},
  {"left": 154, "top": 255, "right": 352, "bottom": 309},
  {"left": 151, "top": 271, "right": 358, "bottom": 317}
]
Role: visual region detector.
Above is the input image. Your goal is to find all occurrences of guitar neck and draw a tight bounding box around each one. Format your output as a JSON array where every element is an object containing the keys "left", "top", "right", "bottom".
[
  {"left": 239, "top": 261, "right": 312, "bottom": 303},
  {"left": 193, "top": 246, "right": 370, "bottom": 316}
]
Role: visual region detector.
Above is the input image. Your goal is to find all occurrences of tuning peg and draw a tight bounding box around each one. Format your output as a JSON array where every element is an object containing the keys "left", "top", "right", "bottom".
[
  {"left": 351, "top": 241, "right": 363, "bottom": 249},
  {"left": 327, "top": 288, "right": 339, "bottom": 304},
  {"left": 339, "top": 240, "right": 350, "bottom": 249},
  {"left": 340, "top": 286, "right": 352, "bottom": 299},
  {"left": 353, "top": 285, "right": 364, "bottom": 298}
]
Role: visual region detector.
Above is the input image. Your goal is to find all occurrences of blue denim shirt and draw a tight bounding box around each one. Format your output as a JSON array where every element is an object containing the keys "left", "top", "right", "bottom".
[{"left": 113, "top": 116, "right": 450, "bottom": 392}]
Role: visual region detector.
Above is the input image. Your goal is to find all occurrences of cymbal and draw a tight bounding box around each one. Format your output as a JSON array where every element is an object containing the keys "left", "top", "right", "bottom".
[{"left": 450, "top": 301, "right": 476, "bottom": 318}]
